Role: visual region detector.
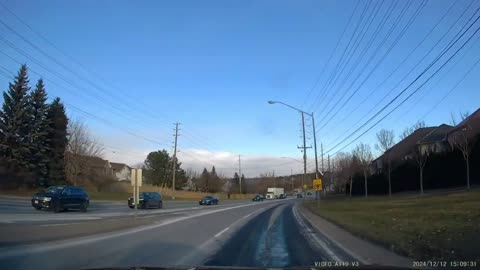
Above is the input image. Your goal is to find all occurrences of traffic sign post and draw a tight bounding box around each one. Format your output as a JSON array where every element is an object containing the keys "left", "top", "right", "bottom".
[
  {"left": 131, "top": 169, "right": 142, "bottom": 219},
  {"left": 313, "top": 178, "right": 322, "bottom": 201}
]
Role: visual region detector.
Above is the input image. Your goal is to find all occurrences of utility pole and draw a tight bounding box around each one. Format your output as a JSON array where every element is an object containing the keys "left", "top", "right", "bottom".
[
  {"left": 172, "top": 122, "right": 180, "bottom": 200},
  {"left": 327, "top": 154, "right": 330, "bottom": 197},
  {"left": 321, "top": 143, "right": 324, "bottom": 172},
  {"left": 273, "top": 169, "right": 276, "bottom": 187},
  {"left": 298, "top": 112, "right": 307, "bottom": 189},
  {"left": 312, "top": 113, "right": 319, "bottom": 179},
  {"left": 291, "top": 168, "right": 294, "bottom": 190},
  {"left": 238, "top": 155, "right": 242, "bottom": 194}
]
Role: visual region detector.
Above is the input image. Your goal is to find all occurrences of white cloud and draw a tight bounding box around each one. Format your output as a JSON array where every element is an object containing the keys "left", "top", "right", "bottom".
[{"left": 104, "top": 146, "right": 319, "bottom": 178}]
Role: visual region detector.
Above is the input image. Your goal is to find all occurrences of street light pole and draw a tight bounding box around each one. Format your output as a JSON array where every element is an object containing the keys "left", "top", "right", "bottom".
[
  {"left": 301, "top": 112, "right": 307, "bottom": 188},
  {"left": 311, "top": 113, "right": 319, "bottom": 179},
  {"left": 268, "top": 101, "right": 320, "bottom": 191}
]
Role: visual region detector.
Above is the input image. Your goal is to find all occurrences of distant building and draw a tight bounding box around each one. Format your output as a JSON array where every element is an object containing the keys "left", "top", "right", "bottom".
[
  {"left": 110, "top": 162, "right": 132, "bottom": 182},
  {"left": 372, "top": 127, "right": 435, "bottom": 173},
  {"left": 417, "top": 124, "right": 454, "bottom": 155}
]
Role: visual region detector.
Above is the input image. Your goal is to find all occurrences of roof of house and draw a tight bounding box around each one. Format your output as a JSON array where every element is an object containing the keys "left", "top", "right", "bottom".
[
  {"left": 449, "top": 108, "right": 480, "bottom": 139},
  {"left": 110, "top": 162, "right": 131, "bottom": 171},
  {"left": 65, "top": 152, "right": 110, "bottom": 169},
  {"left": 417, "top": 124, "right": 453, "bottom": 145},
  {"left": 384, "top": 127, "right": 436, "bottom": 161},
  {"left": 84, "top": 156, "right": 110, "bottom": 169}
]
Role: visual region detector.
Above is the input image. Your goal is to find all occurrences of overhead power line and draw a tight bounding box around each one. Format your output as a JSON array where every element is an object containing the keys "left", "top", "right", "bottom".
[
  {"left": 0, "top": 5, "right": 219, "bottom": 151},
  {"left": 327, "top": 12, "right": 480, "bottom": 155},
  {"left": 321, "top": 0, "right": 464, "bottom": 139},
  {"left": 301, "top": 0, "right": 361, "bottom": 108},
  {"left": 317, "top": 0, "right": 428, "bottom": 130},
  {"left": 321, "top": 2, "right": 479, "bottom": 144}
]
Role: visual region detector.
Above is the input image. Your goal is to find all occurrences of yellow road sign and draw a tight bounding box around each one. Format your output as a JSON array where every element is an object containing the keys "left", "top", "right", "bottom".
[{"left": 313, "top": 178, "right": 322, "bottom": 191}]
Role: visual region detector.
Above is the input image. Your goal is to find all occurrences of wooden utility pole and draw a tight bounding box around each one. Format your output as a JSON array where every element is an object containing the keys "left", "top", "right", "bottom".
[
  {"left": 172, "top": 122, "right": 180, "bottom": 200},
  {"left": 238, "top": 155, "right": 242, "bottom": 194}
]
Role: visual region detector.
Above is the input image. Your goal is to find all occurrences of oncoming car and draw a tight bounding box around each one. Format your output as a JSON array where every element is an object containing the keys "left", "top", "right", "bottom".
[
  {"left": 31, "top": 186, "right": 89, "bottom": 213},
  {"left": 128, "top": 192, "right": 163, "bottom": 209},
  {"left": 252, "top": 194, "right": 265, "bottom": 201},
  {"left": 199, "top": 196, "right": 219, "bottom": 205}
]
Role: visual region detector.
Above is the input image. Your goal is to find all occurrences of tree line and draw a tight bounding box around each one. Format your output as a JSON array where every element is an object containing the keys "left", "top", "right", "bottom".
[
  {"left": 329, "top": 116, "right": 479, "bottom": 197},
  {"left": 142, "top": 150, "right": 251, "bottom": 194},
  {"left": 0, "top": 65, "right": 68, "bottom": 188}
]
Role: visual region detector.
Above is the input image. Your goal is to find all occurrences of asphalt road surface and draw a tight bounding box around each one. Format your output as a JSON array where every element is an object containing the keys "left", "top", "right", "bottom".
[
  {"left": 0, "top": 196, "right": 252, "bottom": 224},
  {"left": 0, "top": 198, "right": 355, "bottom": 269}
]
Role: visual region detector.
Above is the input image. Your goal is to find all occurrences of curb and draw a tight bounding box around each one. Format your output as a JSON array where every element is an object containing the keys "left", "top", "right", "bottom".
[{"left": 298, "top": 203, "right": 413, "bottom": 268}]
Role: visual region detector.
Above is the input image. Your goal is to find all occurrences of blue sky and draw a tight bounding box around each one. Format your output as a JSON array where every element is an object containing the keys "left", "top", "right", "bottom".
[{"left": 0, "top": 0, "right": 479, "bottom": 176}]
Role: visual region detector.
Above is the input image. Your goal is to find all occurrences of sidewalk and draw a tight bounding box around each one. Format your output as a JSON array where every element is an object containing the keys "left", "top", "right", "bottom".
[{"left": 298, "top": 203, "right": 413, "bottom": 268}]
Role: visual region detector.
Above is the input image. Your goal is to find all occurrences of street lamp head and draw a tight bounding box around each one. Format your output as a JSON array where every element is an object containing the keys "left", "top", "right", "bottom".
[{"left": 267, "top": 101, "right": 277, "bottom": 104}]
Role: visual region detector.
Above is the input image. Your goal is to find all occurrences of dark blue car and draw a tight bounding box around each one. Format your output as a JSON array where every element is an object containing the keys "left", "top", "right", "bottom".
[
  {"left": 199, "top": 196, "right": 219, "bottom": 205},
  {"left": 32, "top": 186, "right": 89, "bottom": 213}
]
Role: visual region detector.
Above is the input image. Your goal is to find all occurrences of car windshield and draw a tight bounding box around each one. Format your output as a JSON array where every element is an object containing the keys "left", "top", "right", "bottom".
[
  {"left": 45, "top": 186, "right": 64, "bottom": 194},
  {"left": 1, "top": 1, "right": 479, "bottom": 269}
]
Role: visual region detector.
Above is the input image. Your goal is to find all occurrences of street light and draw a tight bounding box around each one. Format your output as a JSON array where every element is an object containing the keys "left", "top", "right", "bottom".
[{"left": 268, "top": 101, "right": 320, "bottom": 190}]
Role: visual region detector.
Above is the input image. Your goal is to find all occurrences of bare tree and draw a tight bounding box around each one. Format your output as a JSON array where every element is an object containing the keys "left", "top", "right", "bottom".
[
  {"left": 414, "top": 146, "right": 429, "bottom": 195},
  {"left": 375, "top": 129, "right": 395, "bottom": 196},
  {"left": 450, "top": 111, "right": 469, "bottom": 126},
  {"left": 400, "top": 120, "right": 426, "bottom": 140},
  {"left": 65, "top": 119, "right": 105, "bottom": 185},
  {"left": 448, "top": 125, "right": 475, "bottom": 190},
  {"left": 352, "top": 143, "right": 373, "bottom": 198},
  {"left": 450, "top": 112, "right": 458, "bottom": 126},
  {"left": 334, "top": 152, "right": 353, "bottom": 194}
]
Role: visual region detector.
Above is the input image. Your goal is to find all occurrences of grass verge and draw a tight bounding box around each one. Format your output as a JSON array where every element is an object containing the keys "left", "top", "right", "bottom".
[{"left": 303, "top": 190, "right": 480, "bottom": 261}]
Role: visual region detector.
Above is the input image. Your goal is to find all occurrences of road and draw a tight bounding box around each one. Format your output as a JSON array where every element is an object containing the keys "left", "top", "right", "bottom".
[
  {"left": 0, "top": 196, "right": 251, "bottom": 224},
  {"left": 0, "top": 197, "right": 355, "bottom": 269}
]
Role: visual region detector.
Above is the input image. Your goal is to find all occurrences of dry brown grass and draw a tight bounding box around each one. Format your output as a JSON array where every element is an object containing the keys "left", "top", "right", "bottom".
[
  {"left": 1, "top": 182, "right": 254, "bottom": 201},
  {"left": 304, "top": 190, "right": 480, "bottom": 261}
]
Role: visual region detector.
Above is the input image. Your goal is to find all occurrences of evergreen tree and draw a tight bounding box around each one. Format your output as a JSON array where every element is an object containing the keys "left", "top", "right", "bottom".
[
  {"left": 201, "top": 167, "right": 209, "bottom": 191},
  {"left": 231, "top": 172, "right": 240, "bottom": 193},
  {"left": 29, "top": 79, "right": 51, "bottom": 186},
  {"left": 46, "top": 97, "right": 68, "bottom": 185},
  {"left": 143, "top": 150, "right": 171, "bottom": 186},
  {"left": 0, "top": 65, "right": 32, "bottom": 177},
  {"left": 241, "top": 173, "right": 246, "bottom": 194},
  {"left": 211, "top": 166, "right": 217, "bottom": 177}
]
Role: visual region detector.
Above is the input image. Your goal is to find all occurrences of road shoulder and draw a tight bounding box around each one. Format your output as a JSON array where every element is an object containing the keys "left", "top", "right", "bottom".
[{"left": 298, "top": 202, "right": 413, "bottom": 268}]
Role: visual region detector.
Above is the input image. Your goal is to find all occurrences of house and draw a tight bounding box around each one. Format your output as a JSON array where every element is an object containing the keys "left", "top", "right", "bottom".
[
  {"left": 417, "top": 124, "right": 454, "bottom": 155},
  {"left": 110, "top": 162, "right": 132, "bottom": 182},
  {"left": 448, "top": 108, "right": 480, "bottom": 145},
  {"left": 83, "top": 156, "right": 113, "bottom": 177},
  {"left": 65, "top": 153, "right": 114, "bottom": 183},
  {"left": 372, "top": 127, "right": 435, "bottom": 172}
]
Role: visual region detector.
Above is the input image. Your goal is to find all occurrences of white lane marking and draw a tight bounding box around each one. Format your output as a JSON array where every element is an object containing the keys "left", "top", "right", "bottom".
[
  {"left": 243, "top": 207, "right": 266, "bottom": 219},
  {"left": 178, "top": 205, "right": 272, "bottom": 265},
  {"left": 214, "top": 227, "right": 229, "bottom": 238},
  {"left": 212, "top": 207, "right": 267, "bottom": 238},
  {"left": 40, "top": 222, "right": 84, "bottom": 227},
  {"left": 292, "top": 205, "right": 341, "bottom": 262},
  {"left": 0, "top": 200, "right": 282, "bottom": 259}
]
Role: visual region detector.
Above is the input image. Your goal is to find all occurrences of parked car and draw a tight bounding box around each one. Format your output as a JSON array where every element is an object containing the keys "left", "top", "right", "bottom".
[
  {"left": 279, "top": 193, "right": 287, "bottom": 199},
  {"left": 296, "top": 193, "right": 303, "bottom": 198},
  {"left": 252, "top": 194, "right": 265, "bottom": 201},
  {"left": 31, "top": 186, "right": 89, "bottom": 213},
  {"left": 199, "top": 196, "right": 219, "bottom": 205},
  {"left": 128, "top": 192, "right": 163, "bottom": 209}
]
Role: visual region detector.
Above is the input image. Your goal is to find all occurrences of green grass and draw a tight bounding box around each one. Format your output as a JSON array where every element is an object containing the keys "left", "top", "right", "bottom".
[{"left": 304, "top": 190, "right": 480, "bottom": 260}]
